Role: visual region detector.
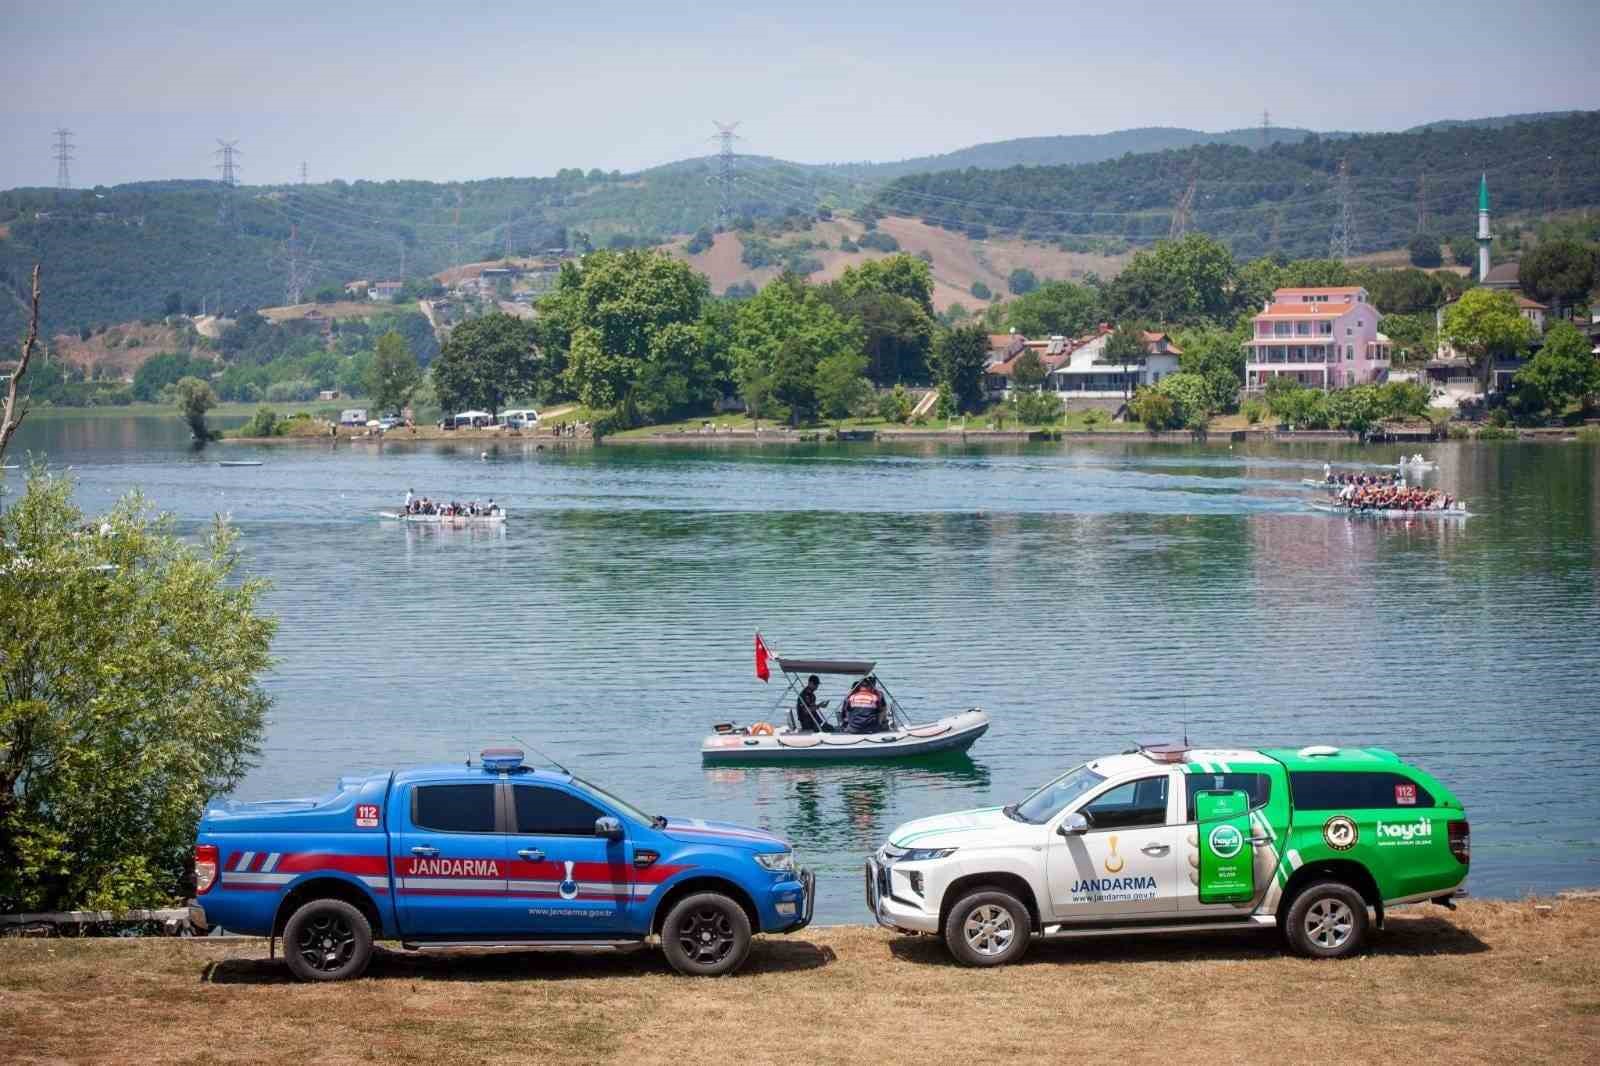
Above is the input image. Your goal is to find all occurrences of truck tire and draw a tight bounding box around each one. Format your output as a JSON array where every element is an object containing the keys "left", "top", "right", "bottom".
[
  {"left": 943, "top": 888, "right": 1031, "bottom": 967},
  {"left": 1283, "top": 880, "right": 1369, "bottom": 959},
  {"left": 282, "top": 898, "right": 374, "bottom": 982},
  {"left": 660, "top": 892, "right": 752, "bottom": 977}
]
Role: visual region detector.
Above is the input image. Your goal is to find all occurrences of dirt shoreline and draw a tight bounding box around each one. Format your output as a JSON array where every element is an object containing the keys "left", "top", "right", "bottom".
[{"left": 2, "top": 897, "right": 1595, "bottom": 1065}]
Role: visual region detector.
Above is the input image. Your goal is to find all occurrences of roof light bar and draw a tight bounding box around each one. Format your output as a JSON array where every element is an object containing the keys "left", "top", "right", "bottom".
[{"left": 480, "top": 748, "right": 525, "bottom": 772}]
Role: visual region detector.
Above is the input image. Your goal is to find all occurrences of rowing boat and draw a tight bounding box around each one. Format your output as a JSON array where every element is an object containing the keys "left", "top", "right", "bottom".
[
  {"left": 379, "top": 511, "right": 506, "bottom": 525},
  {"left": 1311, "top": 501, "right": 1470, "bottom": 519}
]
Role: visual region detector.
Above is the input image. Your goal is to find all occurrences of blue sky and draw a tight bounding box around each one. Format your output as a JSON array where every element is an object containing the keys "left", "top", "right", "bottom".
[{"left": 5, "top": 0, "right": 1597, "bottom": 188}]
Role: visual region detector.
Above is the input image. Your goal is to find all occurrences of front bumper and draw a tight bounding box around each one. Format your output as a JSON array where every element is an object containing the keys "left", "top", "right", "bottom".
[
  {"left": 772, "top": 867, "right": 816, "bottom": 932},
  {"left": 865, "top": 857, "right": 939, "bottom": 934}
]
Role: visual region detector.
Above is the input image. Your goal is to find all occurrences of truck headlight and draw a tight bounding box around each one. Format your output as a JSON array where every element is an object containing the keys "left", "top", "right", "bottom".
[
  {"left": 898, "top": 847, "right": 957, "bottom": 862},
  {"left": 755, "top": 851, "right": 795, "bottom": 873}
]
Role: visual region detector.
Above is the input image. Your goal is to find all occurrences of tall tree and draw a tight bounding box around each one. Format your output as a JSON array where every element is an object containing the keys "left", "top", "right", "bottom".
[
  {"left": 1514, "top": 321, "right": 1600, "bottom": 415},
  {"left": 931, "top": 322, "right": 989, "bottom": 414},
  {"left": 1519, "top": 240, "right": 1597, "bottom": 314},
  {"left": 175, "top": 376, "right": 217, "bottom": 442},
  {"left": 1441, "top": 288, "right": 1536, "bottom": 391},
  {"left": 1103, "top": 234, "right": 1238, "bottom": 326},
  {"left": 731, "top": 274, "right": 862, "bottom": 426},
  {"left": 364, "top": 330, "right": 422, "bottom": 415},
  {"left": 1, "top": 475, "right": 276, "bottom": 911},
  {"left": 560, "top": 249, "right": 715, "bottom": 423},
  {"left": 1101, "top": 323, "right": 1147, "bottom": 407},
  {"left": 431, "top": 313, "right": 537, "bottom": 417},
  {"left": 824, "top": 256, "right": 936, "bottom": 384},
  {"left": 1004, "top": 280, "right": 1102, "bottom": 338},
  {"left": 1011, "top": 349, "right": 1046, "bottom": 391}
]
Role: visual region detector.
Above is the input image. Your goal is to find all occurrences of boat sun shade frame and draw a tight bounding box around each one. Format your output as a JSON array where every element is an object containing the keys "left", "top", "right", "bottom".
[{"left": 760, "top": 644, "right": 901, "bottom": 732}]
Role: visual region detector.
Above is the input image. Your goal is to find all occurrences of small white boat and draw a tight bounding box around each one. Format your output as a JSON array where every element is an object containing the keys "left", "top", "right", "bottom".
[
  {"left": 218, "top": 460, "right": 263, "bottom": 467},
  {"left": 379, "top": 511, "right": 506, "bottom": 525},
  {"left": 701, "top": 650, "right": 989, "bottom": 765},
  {"left": 1312, "top": 501, "right": 1470, "bottom": 519}
]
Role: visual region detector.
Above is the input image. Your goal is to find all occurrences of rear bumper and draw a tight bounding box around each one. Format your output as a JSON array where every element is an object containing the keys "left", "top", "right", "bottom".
[
  {"left": 865, "top": 857, "right": 939, "bottom": 934},
  {"left": 188, "top": 901, "right": 209, "bottom": 934}
]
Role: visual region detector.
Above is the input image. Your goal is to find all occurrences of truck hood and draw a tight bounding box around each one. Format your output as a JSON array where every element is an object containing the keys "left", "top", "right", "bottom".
[
  {"left": 660, "top": 817, "right": 788, "bottom": 850},
  {"left": 888, "top": 806, "right": 1037, "bottom": 850}
]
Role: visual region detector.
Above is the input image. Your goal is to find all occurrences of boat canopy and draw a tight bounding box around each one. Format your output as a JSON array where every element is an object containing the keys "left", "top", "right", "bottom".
[{"left": 775, "top": 657, "right": 876, "bottom": 676}]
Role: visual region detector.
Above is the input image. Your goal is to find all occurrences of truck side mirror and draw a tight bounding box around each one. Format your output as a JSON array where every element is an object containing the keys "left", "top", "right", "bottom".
[
  {"left": 595, "top": 816, "right": 624, "bottom": 842},
  {"left": 1057, "top": 812, "right": 1089, "bottom": 837}
]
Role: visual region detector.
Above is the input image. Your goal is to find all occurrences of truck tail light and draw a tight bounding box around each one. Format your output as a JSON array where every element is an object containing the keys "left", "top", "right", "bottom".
[
  {"left": 1448, "top": 820, "right": 1470, "bottom": 866},
  {"left": 195, "top": 845, "right": 220, "bottom": 889}
]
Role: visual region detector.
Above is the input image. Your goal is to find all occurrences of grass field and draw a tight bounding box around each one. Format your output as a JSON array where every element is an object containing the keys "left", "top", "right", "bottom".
[{"left": 2, "top": 898, "right": 1595, "bottom": 1065}]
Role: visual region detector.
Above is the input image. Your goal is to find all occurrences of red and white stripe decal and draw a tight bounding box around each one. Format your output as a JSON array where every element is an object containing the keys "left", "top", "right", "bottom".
[{"left": 221, "top": 851, "right": 390, "bottom": 893}]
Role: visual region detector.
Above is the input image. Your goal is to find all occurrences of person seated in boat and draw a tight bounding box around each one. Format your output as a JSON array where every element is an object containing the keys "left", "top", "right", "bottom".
[
  {"left": 794, "top": 675, "right": 832, "bottom": 733},
  {"left": 486, "top": 498, "right": 497, "bottom": 515},
  {"left": 843, "top": 676, "right": 887, "bottom": 734}
]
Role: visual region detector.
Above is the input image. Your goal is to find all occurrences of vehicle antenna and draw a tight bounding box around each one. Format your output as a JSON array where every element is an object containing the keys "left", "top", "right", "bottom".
[{"left": 511, "top": 734, "right": 569, "bottom": 775}]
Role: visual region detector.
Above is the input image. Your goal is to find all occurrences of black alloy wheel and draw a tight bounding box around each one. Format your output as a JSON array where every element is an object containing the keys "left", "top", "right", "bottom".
[
  {"left": 660, "top": 892, "right": 752, "bottom": 977},
  {"left": 282, "top": 898, "right": 374, "bottom": 982}
]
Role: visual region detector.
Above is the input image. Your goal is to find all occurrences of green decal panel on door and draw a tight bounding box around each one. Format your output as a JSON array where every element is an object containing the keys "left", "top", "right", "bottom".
[{"left": 1196, "top": 790, "right": 1254, "bottom": 904}]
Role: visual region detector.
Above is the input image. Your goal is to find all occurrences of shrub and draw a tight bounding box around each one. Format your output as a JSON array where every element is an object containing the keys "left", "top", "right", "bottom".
[
  {"left": 237, "top": 406, "right": 282, "bottom": 438},
  {"left": 1130, "top": 387, "right": 1175, "bottom": 432},
  {"left": 1242, "top": 399, "right": 1265, "bottom": 425},
  {"left": 265, "top": 379, "right": 317, "bottom": 403},
  {"left": 1081, "top": 408, "right": 1106, "bottom": 431},
  {"left": 934, "top": 382, "right": 953, "bottom": 420},
  {"left": 1408, "top": 232, "right": 1443, "bottom": 268},
  {"left": 858, "top": 231, "right": 899, "bottom": 253},
  {"left": 877, "top": 384, "right": 913, "bottom": 423},
  {"left": 971, "top": 280, "right": 992, "bottom": 300},
  {"left": 1011, "top": 390, "right": 1062, "bottom": 424}
]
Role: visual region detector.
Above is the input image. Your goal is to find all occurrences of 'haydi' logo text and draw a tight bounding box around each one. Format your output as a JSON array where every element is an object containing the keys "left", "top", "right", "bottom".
[{"left": 1375, "top": 818, "right": 1432, "bottom": 845}]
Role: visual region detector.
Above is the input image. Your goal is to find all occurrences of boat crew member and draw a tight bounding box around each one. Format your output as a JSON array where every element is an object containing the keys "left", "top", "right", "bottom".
[
  {"left": 843, "top": 676, "right": 887, "bottom": 734},
  {"left": 404, "top": 487, "right": 415, "bottom": 513},
  {"left": 795, "top": 675, "right": 831, "bottom": 733}
]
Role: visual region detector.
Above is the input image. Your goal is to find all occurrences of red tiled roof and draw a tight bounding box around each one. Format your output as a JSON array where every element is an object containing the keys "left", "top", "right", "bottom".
[
  {"left": 1515, "top": 296, "right": 1548, "bottom": 310},
  {"left": 1273, "top": 286, "right": 1364, "bottom": 295}
]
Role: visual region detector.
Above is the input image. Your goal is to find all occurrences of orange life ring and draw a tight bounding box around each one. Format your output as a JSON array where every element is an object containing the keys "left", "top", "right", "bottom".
[{"left": 748, "top": 722, "right": 775, "bottom": 736}]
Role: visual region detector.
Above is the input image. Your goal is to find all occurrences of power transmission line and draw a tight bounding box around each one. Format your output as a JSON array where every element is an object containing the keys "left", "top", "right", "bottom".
[
  {"left": 281, "top": 224, "right": 317, "bottom": 304},
  {"left": 214, "top": 139, "right": 242, "bottom": 229},
  {"left": 1261, "top": 110, "right": 1271, "bottom": 151},
  {"left": 299, "top": 161, "right": 308, "bottom": 186},
  {"left": 52, "top": 128, "right": 75, "bottom": 189},
  {"left": 710, "top": 121, "right": 740, "bottom": 228},
  {"left": 1329, "top": 155, "right": 1354, "bottom": 260},
  {"left": 1169, "top": 171, "right": 1197, "bottom": 239}
]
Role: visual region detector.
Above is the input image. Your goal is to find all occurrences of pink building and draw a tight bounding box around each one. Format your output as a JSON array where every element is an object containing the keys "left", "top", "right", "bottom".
[{"left": 1244, "top": 286, "right": 1391, "bottom": 392}]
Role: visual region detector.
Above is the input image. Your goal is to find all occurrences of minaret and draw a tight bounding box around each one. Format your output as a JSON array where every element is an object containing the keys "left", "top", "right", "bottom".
[{"left": 1476, "top": 173, "right": 1492, "bottom": 281}]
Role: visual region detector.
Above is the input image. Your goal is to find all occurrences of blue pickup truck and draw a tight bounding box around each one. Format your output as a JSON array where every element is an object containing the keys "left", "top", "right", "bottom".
[{"left": 192, "top": 749, "right": 814, "bottom": 980}]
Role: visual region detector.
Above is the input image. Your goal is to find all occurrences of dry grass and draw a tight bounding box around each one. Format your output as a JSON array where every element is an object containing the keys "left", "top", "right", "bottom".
[{"left": 1, "top": 899, "right": 1596, "bottom": 1066}]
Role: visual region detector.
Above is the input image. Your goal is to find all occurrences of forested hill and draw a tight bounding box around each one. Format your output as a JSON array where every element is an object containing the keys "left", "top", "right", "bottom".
[
  {"left": 867, "top": 111, "right": 1600, "bottom": 260},
  {"left": 824, "top": 125, "right": 1341, "bottom": 182}
]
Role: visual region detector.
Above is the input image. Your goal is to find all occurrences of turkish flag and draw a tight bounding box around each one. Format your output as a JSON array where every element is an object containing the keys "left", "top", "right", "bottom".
[{"left": 755, "top": 633, "right": 770, "bottom": 682}]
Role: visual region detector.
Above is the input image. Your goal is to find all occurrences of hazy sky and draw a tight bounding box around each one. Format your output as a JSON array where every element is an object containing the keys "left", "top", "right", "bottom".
[{"left": 6, "top": 0, "right": 1597, "bottom": 189}]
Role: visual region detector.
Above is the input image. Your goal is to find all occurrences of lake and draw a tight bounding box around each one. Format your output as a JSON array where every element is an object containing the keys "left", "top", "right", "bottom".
[{"left": 7, "top": 413, "right": 1599, "bottom": 923}]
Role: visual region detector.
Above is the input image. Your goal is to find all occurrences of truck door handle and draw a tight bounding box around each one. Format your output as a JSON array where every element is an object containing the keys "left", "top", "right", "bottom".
[
  {"left": 1141, "top": 844, "right": 1170, "bottom": 857},
  {"left": 1245, "top": 837, "right": 1271, "bottom": 846},
  {"left": 516, "top": 848, "right": 545, "bottom": 862},
  {"left": 410, "top": 845, "right": 439, "bottom": 857}
]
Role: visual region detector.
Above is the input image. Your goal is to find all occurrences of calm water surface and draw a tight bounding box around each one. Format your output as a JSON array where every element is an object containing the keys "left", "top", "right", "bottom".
[{"left": 9, "top": 414, "right": 1600, "bottom": 922}]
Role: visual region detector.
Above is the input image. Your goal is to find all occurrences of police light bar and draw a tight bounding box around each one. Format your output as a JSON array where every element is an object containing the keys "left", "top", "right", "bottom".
[
  {"left": 1139, "top": 742, "right": 1190, "bottom": 763},
  {"left": 480, "top": 748, "right": 525, "bottom": 772}
]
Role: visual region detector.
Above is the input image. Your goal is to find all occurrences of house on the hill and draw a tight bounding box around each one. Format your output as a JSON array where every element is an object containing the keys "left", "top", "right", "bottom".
[
  {"left": 1244, "top": 286, "right": 1391, "bottom": 392},
  {"left": 368, "top": 280, "right": 403, "bottom": 302},
  {"left": 983, "top": 328, "right": 1181, "bottom": 402}
]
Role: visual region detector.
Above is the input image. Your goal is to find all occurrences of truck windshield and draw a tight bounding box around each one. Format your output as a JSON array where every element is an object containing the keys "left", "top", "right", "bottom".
[
  {"left": 1011, "top": 765, "right": 1106, "bottom": 824},
  {"left": 573, "top": 776, "right": 654, "bottom": 826}
]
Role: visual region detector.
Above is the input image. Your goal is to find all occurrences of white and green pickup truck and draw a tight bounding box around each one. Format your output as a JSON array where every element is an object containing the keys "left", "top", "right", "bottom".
[{"left": 867, "top": 743, "right": 1469, "bottom": 965}]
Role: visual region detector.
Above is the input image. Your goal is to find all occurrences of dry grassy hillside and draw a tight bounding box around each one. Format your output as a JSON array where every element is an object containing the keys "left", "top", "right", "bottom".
[
  {"left": 46, "top": 321, "right": 193, "bottom": 376},
  {"left": 667, "top": 217, "right": 1131, "bottom": 311}
]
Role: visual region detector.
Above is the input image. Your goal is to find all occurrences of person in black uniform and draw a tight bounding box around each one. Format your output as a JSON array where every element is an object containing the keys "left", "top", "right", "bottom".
[{"left": 794, "top": 674, "right": 832, "bottom": 732}]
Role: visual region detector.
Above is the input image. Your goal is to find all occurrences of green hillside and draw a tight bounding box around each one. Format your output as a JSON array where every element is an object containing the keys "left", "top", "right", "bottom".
[
  {"left": 821, "top": 125, "right": 1344, "bottom": 182},
  {"left": 866, "top": 111, "right": 1600, "bottom": 260}
]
